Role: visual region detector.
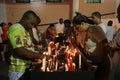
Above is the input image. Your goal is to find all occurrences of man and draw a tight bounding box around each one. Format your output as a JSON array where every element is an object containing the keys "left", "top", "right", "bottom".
[
  {"left": 55, "top": 18, "right": 64, "bottom": 34},
  {"left": 106, "top": 20, "right": 115, "bottom": 42},
  {"left": 73, "top": 12, "right": 110, "bottom": 80},
  {"left": 7, "top": 10, "right": 43, "bottom": 80},
  {"left": 91, "top": 11, "right": 107, "bottom": 34},
  {"left": 109, "top": 4, "right": 120, "bottom": 80}
]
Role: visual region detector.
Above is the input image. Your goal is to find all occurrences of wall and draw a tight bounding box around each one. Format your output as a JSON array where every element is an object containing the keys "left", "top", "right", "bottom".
[
  {"left": 5, "top": 2, "right": 70, "bottom": 24},
  {"left": 5, "top": 0, "right": 119, "bottom": 32},
  {"left": 78, "top": 0, "right": 116, "bottom": 19}
]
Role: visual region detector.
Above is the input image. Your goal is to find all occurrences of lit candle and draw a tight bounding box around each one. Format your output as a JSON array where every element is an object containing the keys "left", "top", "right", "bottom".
[
  {"left": 55, "top": 60, "right": 58, "bottom": 71},
  {"left": 65, "top": 64, "right": 68, "bottom": 71},
  {"left": 48, "top": 46, "right": 51, "bottom": 55},
  {"left": 79, "top": 54, "right": 81, "bottom": 69},
  {"left": 42, "top": 56, "right": 46, "bottom": 71}
]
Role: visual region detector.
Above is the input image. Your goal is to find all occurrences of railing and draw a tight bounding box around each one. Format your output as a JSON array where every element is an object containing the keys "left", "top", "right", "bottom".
[
  {"left": 88, "top": 12, "right": 116, "bottom": 18},
  {"left": 38, "top": 12, "right": 116, "bottom": 26},
  {"left": 38, "top": 22, "right": 58, "bottom": 26}
]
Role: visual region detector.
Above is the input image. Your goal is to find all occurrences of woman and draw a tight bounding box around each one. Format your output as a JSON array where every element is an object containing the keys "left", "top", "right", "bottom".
[
  {"left": 72, "top": 12, "right": 111, "bottom": 80},
  {"left": 46, "top": 24, "right": 56, "bottom": 41}
]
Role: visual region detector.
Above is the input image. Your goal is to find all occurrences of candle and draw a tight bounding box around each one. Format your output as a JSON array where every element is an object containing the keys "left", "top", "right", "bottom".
[
  {"left": 42, "top": 56, "right": 46, "bottom": 71},
  {"left": 79, "top": 54, "right": 81, "bottom": 69},
  {"left": 55, "top": 60, "right": 58, "bottom": 71},
  {"left": 48, "top": 46, "right": 51, "bottom": 55},
  {"left": 65, "top": 64, "right": 68, "bottom": 71}
]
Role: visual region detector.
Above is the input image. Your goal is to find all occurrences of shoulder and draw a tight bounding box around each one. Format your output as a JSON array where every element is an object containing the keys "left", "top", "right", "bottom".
[
  {"left": 88, "top": 25, "right": 103, "bottom": 33},
  {"left": 9, "top": 23, "right": 24, "bottom": 31},
  {"left": 8, "top": 23, "right": 25, "bottom": 36},
  {"left": 88, "top": 25, "right": 107, "bottom": 40}
]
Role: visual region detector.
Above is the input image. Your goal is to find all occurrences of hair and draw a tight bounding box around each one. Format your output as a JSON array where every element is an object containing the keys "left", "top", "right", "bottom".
[
  {"left": 64, "top": 19, "right": 71, "bottom": 25},
  {"left": 20, "top": 10, "right": 40, "bottom": 30},
  {"left": 49, "top": 24, "right": 55, "bottom": 28},
  {"left": 0, "top": 22, "right": 6, "bottom": 27},
  {"left": 8, "top": 22, "right": 12, "bottom": 26},
  {"left": 92, "top": 11, "right": 101, "bottom": 18},
  {"left": 20, "top": 10, "right": 39, "bottom": 23},
  {"left": 107, "top": 20, "right": 113, "bottom": 26},
  {"left": 72, "top": 12, "right": 89, "bottom": 25}
]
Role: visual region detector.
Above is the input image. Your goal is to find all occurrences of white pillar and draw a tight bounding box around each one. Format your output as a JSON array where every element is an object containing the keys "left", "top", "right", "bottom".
[
  {"left": 0, "top": 0, "right": 6, "bottom": 23},
  {"left": 72, "top": 0, "right": 79, "bottom": 17}
]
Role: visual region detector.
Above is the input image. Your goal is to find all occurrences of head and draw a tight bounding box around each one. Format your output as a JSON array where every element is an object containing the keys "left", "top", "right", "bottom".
[
  {"left": 91, "top": 11, "right": 101, "bottom": 24},
  {"left": 49, "top": 24, "right": 55, "bottom": 30},
  {"left": 72, "top": 12, "right": 89, "bottom": 31},
  {"left": 107, "top": 20, "right": 113, "bottom": 26},
  {"left": 8, "top": 22, "right": 12, "bottom": 28},
  {"left": 64, "top": 19, "right": 71, "bottom": 28},
  {"left": 117, "top": 4, "right": 120, "bottom": 23},
  {"left": 0, "top": 22, "right": 7, "bottom": 28},
  {"left": 59, "top": 18, "right": 63, "bottom": 24},
  {"left": 20, "top": 10, "right": 41, "bottom": 30}
]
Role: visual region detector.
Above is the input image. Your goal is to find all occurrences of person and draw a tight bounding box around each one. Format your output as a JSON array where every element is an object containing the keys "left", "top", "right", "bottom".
[
  {"left": 91, "top": 11, "right": 107, "bottom": 34},
  {"left": 106, "top": 20, "right": 116, "bottom": 57},
  {"left": 45, "top": 24, "right": 56, "bottom": 41},
  {"left": 106, "top": 20, "right": 115, "bottom": 42},
  {"left": 0, "top": 23, "right": 3, "bottom": 43},
  {"left": 1, "top": 22, "right": 9, "bottom": 44},
  {"left": 0, "top": 22, "right": 8, "bottom": 62},
  {"left": 108, "top": 4, "right": 120, "bottom": 80},
  {"left": 7, "top": 10, "right": 44, "bottom": 80},
  {"left": 0, "top": 23, "right": 3, "bottom": 61},
  {"left": 72, "top": 12, "right": 111, "bottom": 80},
  {"left": 55, "top": 18, "right": 64, "bottom": 34},
  {"left": 63, "top": 19, "right": 72, "bottom": 41},
  {"left": 7, "top": 22, "right": 12, "bottom": 28}
]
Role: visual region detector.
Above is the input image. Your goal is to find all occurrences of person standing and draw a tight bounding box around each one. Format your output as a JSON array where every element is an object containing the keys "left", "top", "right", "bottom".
[
  {"left": 7, "top": 10, "right": 43, "bottom": 80},
  {"left": 55, "top": 18, "right": 64, "bottom": 34},
  {"left": 0, "top": 24, "right": 3, "bottom": 44},
  {"left": 109, "top": 4, "right": 120, "bottom": 80},
  {"left": 45, "top": 24, "right": 56, "bottom": 41},
  {"left": 106, "top": 20, "right": 115, "bottom": 42},
  {"left": 91, "top": 11, "right": 107, "bottom": 34},
  {"left": 72, "top": 12, "right": 111, "bottom": 80}
]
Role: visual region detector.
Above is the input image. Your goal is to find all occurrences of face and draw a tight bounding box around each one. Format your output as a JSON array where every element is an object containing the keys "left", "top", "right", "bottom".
[
  {"left": 59, "top": 19, "right": 63, "bottom": 24},
  {"left": 28, "top": 19, "right": 40, "bottom": 30},
  {"left": 91, "top": 15, "right": 98, "bottom": 24}
]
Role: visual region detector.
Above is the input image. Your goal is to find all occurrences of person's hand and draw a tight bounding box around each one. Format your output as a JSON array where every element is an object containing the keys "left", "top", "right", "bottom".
[
  {"left": 32, "top": 58, "right": 42, "bottom": 65},
  {"left": 108, "top": 40, "right": 119, "bottom": 49}
]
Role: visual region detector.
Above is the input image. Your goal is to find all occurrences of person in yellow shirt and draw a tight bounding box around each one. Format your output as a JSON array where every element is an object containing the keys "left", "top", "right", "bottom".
[{"left": 7, "top": 10, "right": 43, "bottom": 80}]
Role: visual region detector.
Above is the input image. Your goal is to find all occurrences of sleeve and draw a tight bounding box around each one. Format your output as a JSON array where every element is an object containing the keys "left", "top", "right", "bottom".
[{"left": 8, "top": 28, "right": 24, "bottom": 49}]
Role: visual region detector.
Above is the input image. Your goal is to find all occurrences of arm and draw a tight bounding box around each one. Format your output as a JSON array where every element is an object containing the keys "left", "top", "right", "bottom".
[
  {"left": 14, "top": 47, "right": 42, "bottom": 60},
  {"left": 29, "top": 28, "right": 40, "bottom": 45},
  {"left": 78, "top": 26, "right": 108, "bottom": 64}
]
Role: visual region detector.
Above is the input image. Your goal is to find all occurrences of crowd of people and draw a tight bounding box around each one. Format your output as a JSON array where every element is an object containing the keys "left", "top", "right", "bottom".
[{"left": 0, "top": 4, "right": 120, "bottom": 80}]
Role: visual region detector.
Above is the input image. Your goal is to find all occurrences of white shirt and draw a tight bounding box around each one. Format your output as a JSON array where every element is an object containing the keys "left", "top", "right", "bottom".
[
  {"left": 86, "top": 39, "right": 96, "bottom": 53},
  {"left": 55, "top": 23, "right": 64, "bottom": 34},
  {"left": 32, "top": 28, "right": 39, "bottom": 42},
  {"left": 98, "top": 23, "right": 107, "bottom": 34},
  {"left": 106, "top": 26, "right": 115, "bottom": 41}
]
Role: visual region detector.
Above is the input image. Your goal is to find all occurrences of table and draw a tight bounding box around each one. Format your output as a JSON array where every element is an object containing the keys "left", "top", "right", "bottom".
[{"left": 30, "top": 71, "right": 95, "bottom": 80}]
